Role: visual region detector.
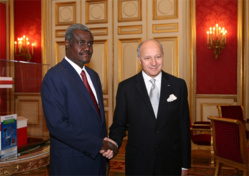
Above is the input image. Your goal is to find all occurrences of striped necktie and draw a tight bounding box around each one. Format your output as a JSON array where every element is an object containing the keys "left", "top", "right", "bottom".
[
  {"left": 149, "top": 79, "right": 159, "bottom": 118},
  {"left": 81, "top": 70, "right": 100, "bottom": 117}
]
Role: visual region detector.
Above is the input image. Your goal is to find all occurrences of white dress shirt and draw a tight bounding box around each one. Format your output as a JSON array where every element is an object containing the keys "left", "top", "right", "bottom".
[{"left": 142, "top": 71, "right": 162, "bottom": 97}]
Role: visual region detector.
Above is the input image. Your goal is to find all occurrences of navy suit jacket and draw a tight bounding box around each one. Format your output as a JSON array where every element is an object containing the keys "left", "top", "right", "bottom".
[
  {"left": 41, "top": 59, "right": 107, "bottom": 175},
  {"left": 109, "top": 71, "right": 191, "bottom": 175}
]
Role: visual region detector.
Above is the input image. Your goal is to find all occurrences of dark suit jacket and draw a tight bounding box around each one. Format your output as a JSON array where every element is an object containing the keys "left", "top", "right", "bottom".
[
  {"left": 109, "top": 71, "right": 191, "bottom": 175},
  {"left": 41, "top": 59, "right": 107, "bottom": 175}
]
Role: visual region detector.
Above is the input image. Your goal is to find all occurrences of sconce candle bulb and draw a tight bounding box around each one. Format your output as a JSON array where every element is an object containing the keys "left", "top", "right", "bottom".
[
  {"left": 207, "top": 24, "right": 227, "bottom": 60},
  {"left": 14, "top": 35, "right": 35, "bottom": 62}
]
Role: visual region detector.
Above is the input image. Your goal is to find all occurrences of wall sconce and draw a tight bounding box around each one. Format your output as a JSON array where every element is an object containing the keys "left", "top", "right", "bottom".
[
  {"left": 207, "top": 24, "right": 227, "bottom": 60},
  {"left": 14, "top": 35, "right": 35, "bottom": 62}
]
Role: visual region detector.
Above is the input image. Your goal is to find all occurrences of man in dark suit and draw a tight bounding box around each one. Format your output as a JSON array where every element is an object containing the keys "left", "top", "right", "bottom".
[
  {"left": 41, "top": 23, "right": 117, "bottom": 175},
  {"left": 109, "top": 39, "right": 191, "bottom": 175}
]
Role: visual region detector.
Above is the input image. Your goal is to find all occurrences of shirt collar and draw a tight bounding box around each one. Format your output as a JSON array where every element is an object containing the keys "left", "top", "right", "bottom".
[
  {"left": 64, "top": 56, "right": 86, "bottom": 75},
  {"left": 142, "top": 71, "right": 162, "bottom": 83}
]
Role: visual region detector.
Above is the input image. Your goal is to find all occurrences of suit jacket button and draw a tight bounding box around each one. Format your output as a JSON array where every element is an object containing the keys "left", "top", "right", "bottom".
[{"left": 155, "top": 130, "right": 159, "bottom": 134}]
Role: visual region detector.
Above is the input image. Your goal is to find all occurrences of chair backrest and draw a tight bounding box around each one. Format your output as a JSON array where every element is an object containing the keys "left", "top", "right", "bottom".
[
  {"left": 190, "top": 118, "right": 211, "bottom": 146},
  {"left": 217, "top": 105, "right": 246, "bottom": 123},
  {"left": 208, "top": 116, "right": 248, "bottom": 167}
]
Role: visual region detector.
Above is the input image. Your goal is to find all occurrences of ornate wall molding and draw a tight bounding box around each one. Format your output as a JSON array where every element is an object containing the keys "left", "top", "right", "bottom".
[
  {"left": 153, "top": 23, "right": 178, "bottom": 33},
  {"left": 86, "top": 0, "right": 108, "bottom": 24},
  {"left": 153, "top": 0, "right": 178, "bottom": 20},
  {"left": 55, "top": 2, "right": 76, "bottom": 26},
  {"left": 118, "top": 0, "right": 142, "bottom": 22},
  {"left": 118, "top": 25, "right": 142, "bottom": 35}
]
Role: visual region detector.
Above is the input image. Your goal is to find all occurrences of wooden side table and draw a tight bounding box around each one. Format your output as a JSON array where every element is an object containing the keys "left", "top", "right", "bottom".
[{"left": 0, "top": 140, "right": 50, "bottom": 175}]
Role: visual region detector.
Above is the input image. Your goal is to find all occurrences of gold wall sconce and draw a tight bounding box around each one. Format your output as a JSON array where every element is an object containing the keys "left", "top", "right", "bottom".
[
  {"left": 14, "top": 35, "right": 35, "bottom": 62},
  {"left": 207, "top": 24, "right": 227, "bottom": 60}
]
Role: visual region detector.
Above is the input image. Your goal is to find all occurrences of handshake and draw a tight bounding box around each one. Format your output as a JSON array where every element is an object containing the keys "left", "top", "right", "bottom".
[{"left": 99, "top": 137, "right": 118, "bottom": 159}]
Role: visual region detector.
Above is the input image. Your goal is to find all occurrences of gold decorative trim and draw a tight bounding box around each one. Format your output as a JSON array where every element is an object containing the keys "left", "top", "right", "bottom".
[
  {"left": 196, "top": 94, "right": 238, "bottom": 100},
  {"left": 153, "top": 0, "right": 178, "bottom": 20},
  {"left": 153, "top": 23, "right": 178, "bottom": 33},
  {"left": 55, "top": 30, "right": 66, "bottom": 38},
  {"left": 86, "top": 0, "right": 108, "bottom": 24},
  {"left": 41, "top": 0, "right": 49, "bottom": 79},
  {"left": 55, "top": 2, "right": 76, "bottom": 26},
  {"left": 189, "top": 0, "right": 196, "bottom": 124},
  {"left": 90, "top": 27, "right": 108, "bottom": 36},
  {"left": 118, "top": 0, "right": 142, "bottom": 22},
  {"left": 118, "top": 25, "right": 142, "bottom": 35},
  {"left": 237, "top": 0, "right": 244, "bottom": 107}
]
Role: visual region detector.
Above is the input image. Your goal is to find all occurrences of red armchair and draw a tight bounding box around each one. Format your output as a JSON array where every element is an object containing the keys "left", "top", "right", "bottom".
[
  {"left": 190, "top": 122, "right": 211, "bottom": 146},
  {"left": 208, "top": 116, "right": 249, "bottom": 176},
  {"left": 217, "top": 105, "right": 246, "bottom": 123},
  {"left": 218, "top": 105, "right": 248, "bottom": 139}
]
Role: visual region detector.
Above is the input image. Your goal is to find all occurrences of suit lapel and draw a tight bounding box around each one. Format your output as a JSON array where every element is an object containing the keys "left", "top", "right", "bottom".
[
  {"left": 62, "top": 60, "right": 101, "bottom": 121},
  {"left": 157, "top": 71, "right": 173, "bottom": 120},
  {"left": 135, "top": 72, "right": 155, "bottom": 117}
]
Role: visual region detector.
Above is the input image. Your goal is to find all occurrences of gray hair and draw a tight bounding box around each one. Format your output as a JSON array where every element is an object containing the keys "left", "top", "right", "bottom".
[
  {"left": 137, "top": 39, "right": 164, "bottom": 59},
  {"left": 65, "top": 23, "right": 93, "bottom": 45}
]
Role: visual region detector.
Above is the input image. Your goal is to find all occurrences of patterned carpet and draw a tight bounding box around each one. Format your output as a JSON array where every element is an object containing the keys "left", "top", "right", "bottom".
[
  {"left": 109, "top": 153, "right": 125, "bottom": 175},
  {"left": 14, "top": 151, "right": 243, "bottom": 176},
  {"left": 109, "top": 151, "right": 243, "bottom": 176}
]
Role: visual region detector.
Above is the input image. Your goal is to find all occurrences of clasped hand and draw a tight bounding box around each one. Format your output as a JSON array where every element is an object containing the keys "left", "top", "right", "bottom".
[{"left": 99, "top": 137, "right": 118, "bottom": 159}]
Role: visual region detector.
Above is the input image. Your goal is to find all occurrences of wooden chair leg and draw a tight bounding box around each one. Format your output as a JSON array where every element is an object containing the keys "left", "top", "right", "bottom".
[
  {"left": 214, "top": 161, "right": 221, "bottom": 176},
  {"left": 242, "top": 169, "right": 248, "bottom": 176},
  {"left": 234, "top": 168, "right": 239, "bottom": 175}
]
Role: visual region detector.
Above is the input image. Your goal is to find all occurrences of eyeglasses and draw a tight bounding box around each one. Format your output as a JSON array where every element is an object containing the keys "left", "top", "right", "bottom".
[{"left": 76, "top": 40, "right": 94, "bottom": 48}]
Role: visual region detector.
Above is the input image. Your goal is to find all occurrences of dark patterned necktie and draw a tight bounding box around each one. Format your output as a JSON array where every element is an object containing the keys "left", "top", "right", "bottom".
[{"left": 81, "top": 70, "right": 100, "bottom": 117}]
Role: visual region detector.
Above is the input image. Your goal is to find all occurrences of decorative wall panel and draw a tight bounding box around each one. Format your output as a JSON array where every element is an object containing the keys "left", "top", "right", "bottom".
[
  {"left": 118, "top": 25, "right": 142, "bottom": 35},
  {"left": 118, "top": 0, "right": 142, "bottom": 22},
  {"left": 15, "top": 94, "right": 47, "bottom": 137},
  {"left": 103, "top": 98, "right": 108, "bottom": 107},
  {"left": 86, "top": 0, "right": 108, "bottom": 24},
  {"left": 195, "top": 95, "right": 237, "bottom": 121},
  {"left": 86, "top": 40, "right": 108, "bottom": 94},
  {"left": 153, "top": 0, "right": 178, "bottom": 20},
  {"left": 90, "top": 27, "right": 108, "bottom": 36},
  {"left": 48, "top": 0, "right": 194, "bottom": 129},
  {"left": 155, "top": 37, "right": 178, "bottom": 76},
  {"left": 118, "top": 39, "right": 142, "bottom": 82},
  {"left": 153, "top": 23, "right": 178, "bottom": 33},
  {"left": 55, "top": 42, "right": 65, "bottom": 64},
  {"left": 16, "top": 99, "right": 39, "bottom": 125},
  {"left": 55, "top": 29, "right": 66, "bottom": 38},
  {"left": 55, "top": 2, "right": 76, "bottom": 26}
]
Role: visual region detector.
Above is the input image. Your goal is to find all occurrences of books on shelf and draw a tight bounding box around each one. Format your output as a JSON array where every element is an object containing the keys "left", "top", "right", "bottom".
[{"left": 0, "top": 114, "right": 17, "bottom": 159}]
